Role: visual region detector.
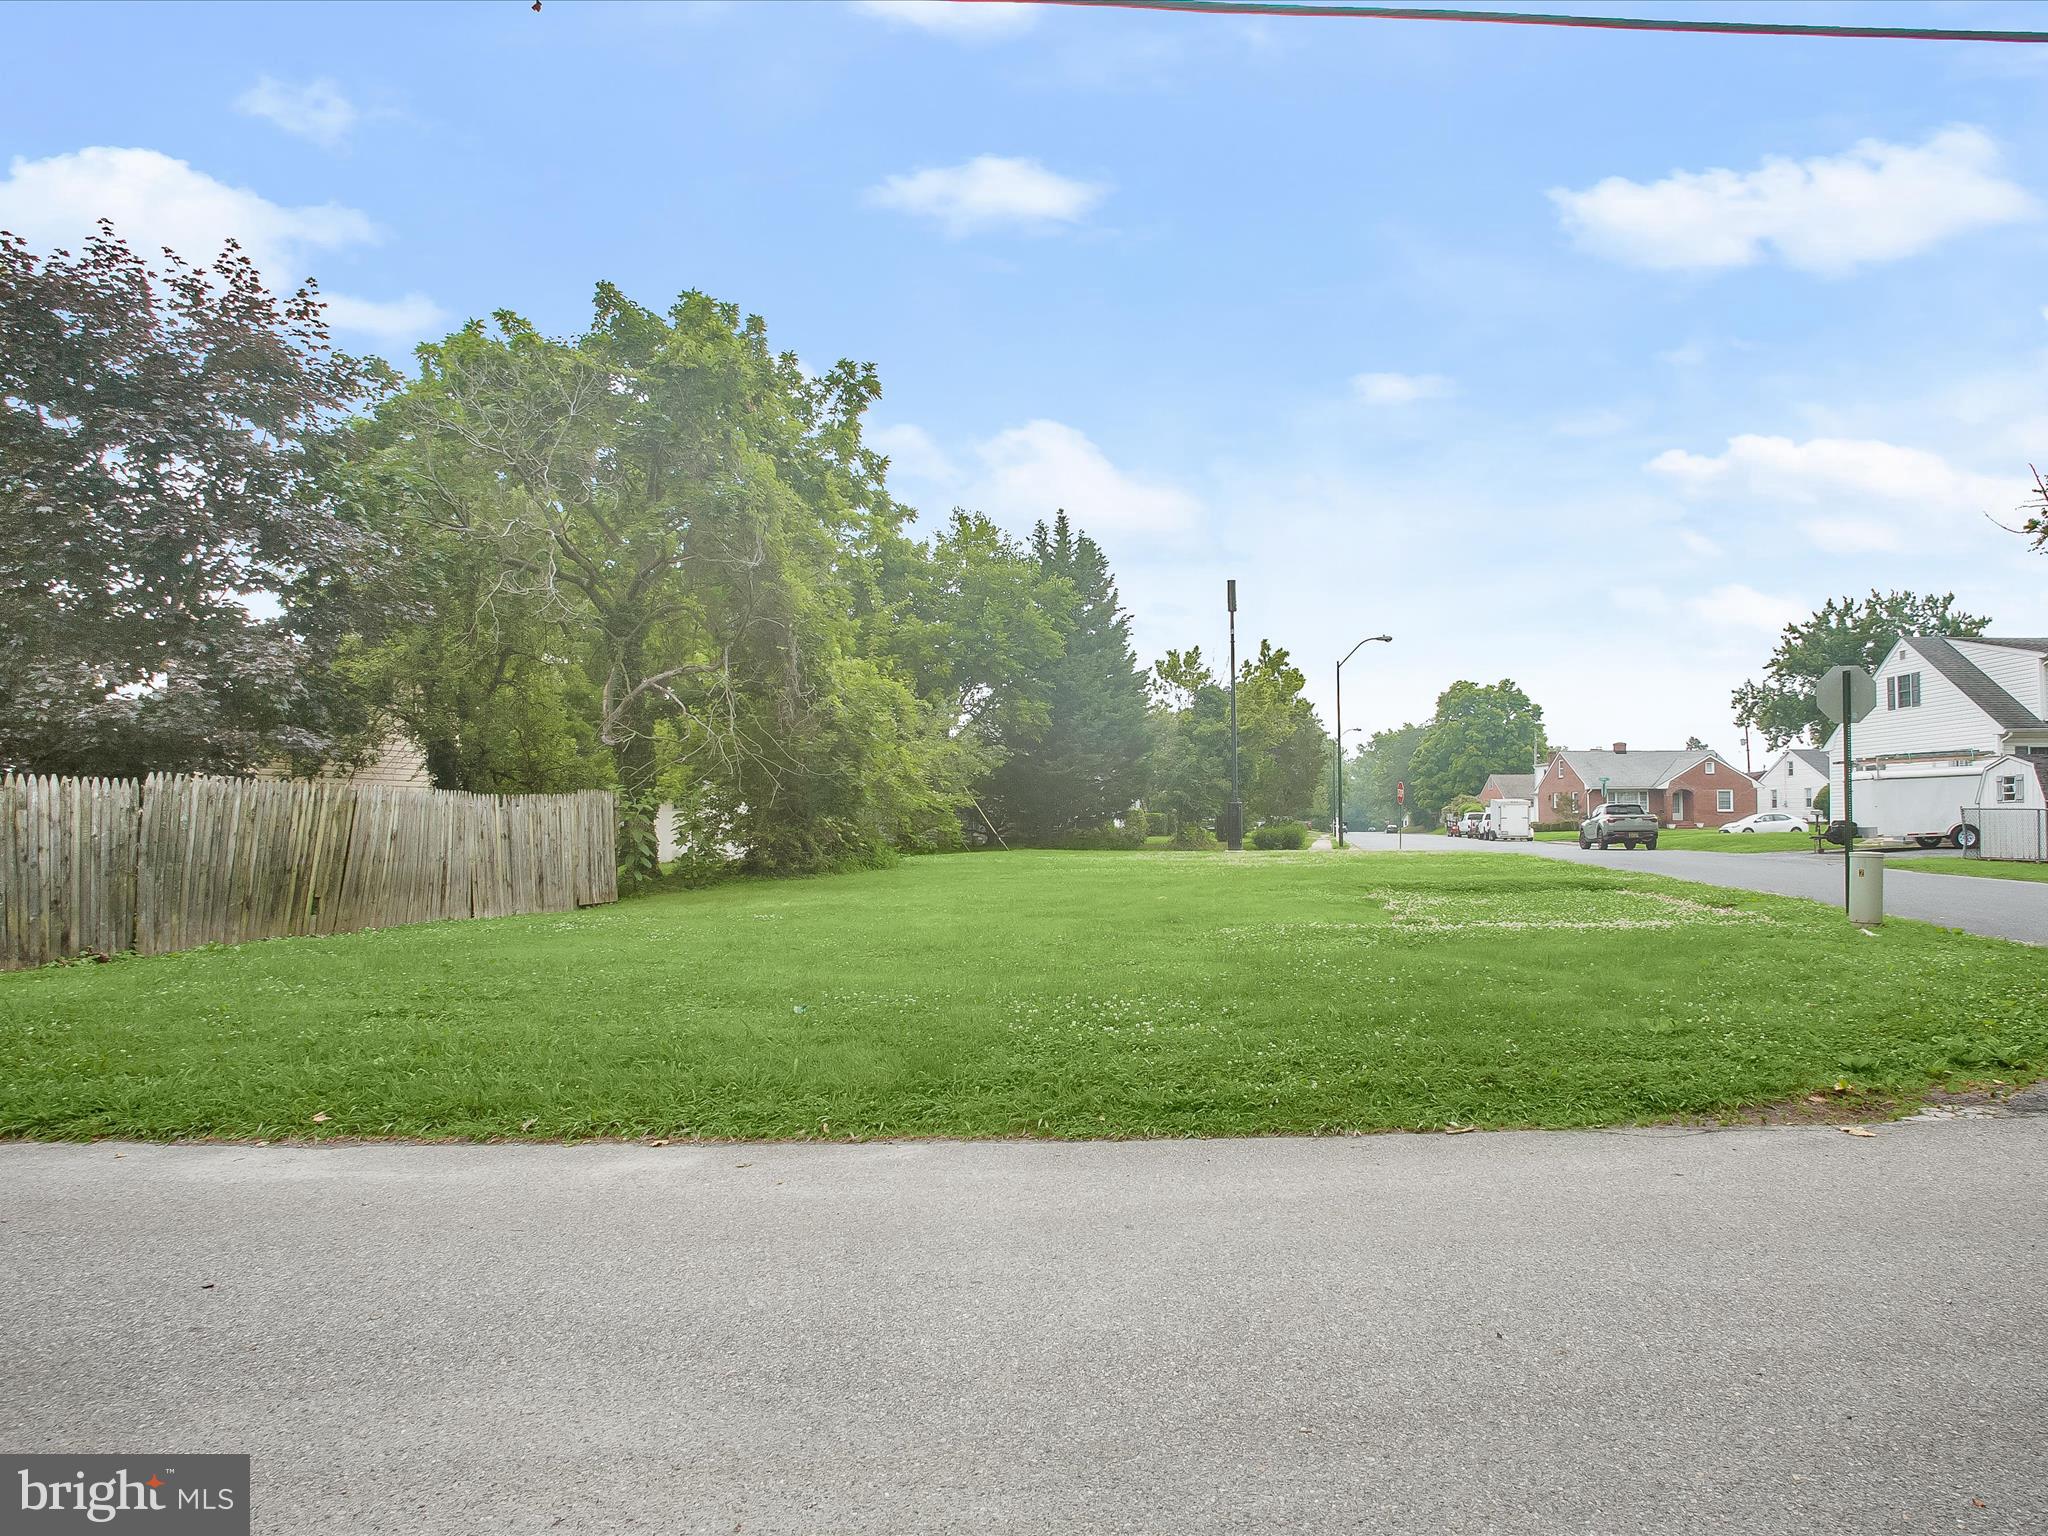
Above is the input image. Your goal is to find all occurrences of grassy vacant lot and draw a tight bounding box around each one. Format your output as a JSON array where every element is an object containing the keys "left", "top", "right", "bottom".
[
  {"left": 1896, "top": 857, "right": 2048, "bottom": 884},
  {"left": 2, "top": 851, "right": 2041, "bottom": 1142},
  {"left": 1534, "top": 828, "right": 1819, "bottom": 852}
]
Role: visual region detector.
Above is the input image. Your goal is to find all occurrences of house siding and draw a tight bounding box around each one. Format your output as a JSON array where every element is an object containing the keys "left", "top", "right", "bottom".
[
  {"left": 1952, "top": 640, "right": 2048, "bottom": 718},
  {"left": 1824, "top": 638, "right": 2008, "bottom": 808},
  {"left": 1661, "top": 757, "right": 1757, "bottom": 827}
]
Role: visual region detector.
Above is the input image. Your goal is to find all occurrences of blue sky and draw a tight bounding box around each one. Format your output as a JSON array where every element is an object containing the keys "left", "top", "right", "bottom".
[{"left": 8, "top": 0, "right": 2048, "bottom": 761}]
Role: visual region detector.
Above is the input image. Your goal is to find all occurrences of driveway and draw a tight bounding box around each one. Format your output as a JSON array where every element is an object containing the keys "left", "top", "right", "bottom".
[
  {"left": 1330, "top": 831, "right": 2048, "bottom": 944},
  {"left": 5, "top": 1122, "right": 2046, "bottom": 1534}
]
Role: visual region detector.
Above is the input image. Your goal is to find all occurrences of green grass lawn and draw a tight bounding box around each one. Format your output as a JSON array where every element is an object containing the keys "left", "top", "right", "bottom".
[
  {"left": 1893, "top": 857, "right": 2048, "bottom": 884},
  {"left": 2, "top": 850, "right": 2041, "bottom": 1142},
  {"left": 1535, "top": 828, "right": 1820, "bottom": 852}
]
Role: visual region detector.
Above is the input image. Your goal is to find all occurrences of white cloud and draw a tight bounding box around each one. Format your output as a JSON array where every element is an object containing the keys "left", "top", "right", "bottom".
[
  {"left": 1675, "top": 528, "right": 1720, "bottom": 558},
  {"left": 235, "top": 77, "right": 358, "bottom": 148},
  {"left": 0, "top": 147, "right": 442, "bottom": 346},
  {"left": 867, "top": 155, "right": 1108, "bottom": 236},
  {"left": 1686, "top": 583, "right": 1804, "bottom": 633},
  {"left": 319, "top": 291, "right": 448, "bottom": 343},
  {"left": 855, "top": 0, "right": 1035, "bottom": 38},
  {"left": 1551, "top": 126, "right": 2036, "bottom": 275},
  {"left": 1647, "top": 433, "right": 2014, "bottom": 514},
  {"left": 1352, "top": 371, "right": 1453, "bottom": 406},
  {"left": 969, "top": 419, "right": 1200, "bottom": 534},
  {"left": 869, "top": 422, "right": 958, "bottom": 483}
]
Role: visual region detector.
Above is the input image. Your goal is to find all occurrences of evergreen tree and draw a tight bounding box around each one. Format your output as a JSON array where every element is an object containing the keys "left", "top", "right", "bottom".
[{"left": 981, "top": 512, "right": 1151, "bottom": 842}]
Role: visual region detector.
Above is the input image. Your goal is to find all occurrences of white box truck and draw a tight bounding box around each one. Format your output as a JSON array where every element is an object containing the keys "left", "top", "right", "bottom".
[
  {"left": 1481, "top": 798, "right": 1533, "bottom": 841},
  {"left": 1842, "top": 756, "right": 2046, "bottom": 849}
]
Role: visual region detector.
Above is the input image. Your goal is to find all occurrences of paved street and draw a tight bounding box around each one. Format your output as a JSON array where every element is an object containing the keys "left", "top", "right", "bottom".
[
  {"left": 1329, "top": 831, "right": 2048, "bottom": 944},
  {"left": 5, "top": 1121, "right": 2047, "bottom": 1535}
]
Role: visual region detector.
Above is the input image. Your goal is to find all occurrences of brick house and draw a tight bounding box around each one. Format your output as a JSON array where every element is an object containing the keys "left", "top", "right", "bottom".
[
  {"left": 1535, "top": 744, "right": 1757, "bottom": 828},
  {"left": 1477, "top": 773, "right": 1536, "bottom": 804}
]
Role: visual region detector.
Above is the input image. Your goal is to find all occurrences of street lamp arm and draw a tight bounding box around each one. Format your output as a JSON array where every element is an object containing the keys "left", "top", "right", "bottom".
[{"left": 1338, "top": 634, "right": 1395, "bottom": 669}]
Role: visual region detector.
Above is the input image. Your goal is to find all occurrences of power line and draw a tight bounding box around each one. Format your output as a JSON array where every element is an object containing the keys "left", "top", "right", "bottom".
[{"left": 988, "top": 0, "right": 2048, "bottom": 44}]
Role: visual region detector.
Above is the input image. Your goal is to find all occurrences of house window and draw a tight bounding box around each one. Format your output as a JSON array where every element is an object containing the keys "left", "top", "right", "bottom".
[
  {"left": 1716, "top": 789, "right": 1734, "bottom": 813},
  {"left": 1705, "top": 760, "right": 1716, "bottom": 774},
  {"left": 1803, "top": 789, "right": 1814, "bottom": 807},
  {"left": 1769, "top": 789, "right": 1779, "bottom": 808},
  {"left": 1997, "top": 775, "right": 2024, "bottom": 803},
  {"left": 1886, "top": 672, "right": 1922, "bottom": 710}
]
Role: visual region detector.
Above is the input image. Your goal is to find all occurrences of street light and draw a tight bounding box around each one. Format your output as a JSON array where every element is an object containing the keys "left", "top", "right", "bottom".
[{"left": 1335, "top": 634, "right": 1393, "bottom": 848}]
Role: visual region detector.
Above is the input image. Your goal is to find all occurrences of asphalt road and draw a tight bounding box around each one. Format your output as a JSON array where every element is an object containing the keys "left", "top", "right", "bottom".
[
  {"left": 1330, "top": 831, "right": 2048, "bottom": 944},
  {"left": 6, "top": 1121, "right": 2047, "bottom": 1534}
]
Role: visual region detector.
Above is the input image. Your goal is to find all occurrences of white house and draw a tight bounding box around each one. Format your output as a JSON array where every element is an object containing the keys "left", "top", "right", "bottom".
[
  {"left": 1822, "top": 634, "right": 2048, "bottom": 810},
  {"left": 1754, "top": 745, "right": 1828, "bottom": 817}
]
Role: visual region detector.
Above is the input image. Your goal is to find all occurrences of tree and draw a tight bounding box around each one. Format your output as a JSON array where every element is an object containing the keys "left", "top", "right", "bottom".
[
  {"left": 1730, "top": 591, "right": 1989, "bottom": 750},
  {"left": 329, "top": 285, "right": 977, "bottom": 873},
  {"left": 1404, "top": 679, "right": 1545, "bottom": 815},
  {"left": 1145, "top": 648, "right": 1230, "bottom": 837},
  {"left": 1234, "top": 640, "right": 1328, "bottom": 823},
  {"left": 1684, "top": 735, "right": 1709, "bottom": 751},
  {"left": 1345, "top": 721, "right": 1426, "bottom": 827},
  {"left": 0, "top": 222, "right": 384, "bottom": 775},
  {"left": 1144, "top": 641, "right": 1328, "bottom": 833},
  {"left": 979, "top": 512, "right": 1151, "bottom": 842}
]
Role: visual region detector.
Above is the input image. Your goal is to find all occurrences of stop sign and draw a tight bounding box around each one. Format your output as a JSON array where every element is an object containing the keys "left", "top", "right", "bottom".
[{"left": 1396, "top": 781, "right": 1405, "bottom": 804}]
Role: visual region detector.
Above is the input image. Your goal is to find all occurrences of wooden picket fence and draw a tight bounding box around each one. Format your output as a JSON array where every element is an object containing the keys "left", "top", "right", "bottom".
[{"left": 0, "top": 773, "right": 618, "bottom": 970}]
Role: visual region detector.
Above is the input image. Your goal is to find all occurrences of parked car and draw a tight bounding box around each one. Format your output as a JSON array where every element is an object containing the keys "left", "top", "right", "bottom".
[
  {"left": 1719, "top": 810, "right": 1810, "bottom": 835},
  {"left": 1382, "top": 822, "right": 1398, "bottom": 834},
  {"left": 1459, "top": 810, "right": 1487, "bottom": 837},
  {"left": 1578, "top": 802, "right": 1658, "bottom": 850}
]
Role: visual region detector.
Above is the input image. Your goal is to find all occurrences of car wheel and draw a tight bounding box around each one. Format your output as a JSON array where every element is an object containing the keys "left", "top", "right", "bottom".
[
  {"left": 1577, "top": 835, "right": 1589, "bottom": 848},
  {"left": 1646, "top": 837, "right": 1657, "bottom": 850},
  {"left": 1953, "top": 824, "right": 1980, "bottom": 851}
]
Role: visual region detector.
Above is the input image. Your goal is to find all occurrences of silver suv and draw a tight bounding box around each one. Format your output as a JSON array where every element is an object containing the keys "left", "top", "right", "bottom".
[{"left": 1578, "top": 803, "right": 1659, "bottom": 850}]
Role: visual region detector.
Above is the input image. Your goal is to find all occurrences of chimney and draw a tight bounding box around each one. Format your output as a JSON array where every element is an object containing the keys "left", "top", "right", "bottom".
[{"left": 1612, "top": 742, "right": 1628, "bottom": 753}]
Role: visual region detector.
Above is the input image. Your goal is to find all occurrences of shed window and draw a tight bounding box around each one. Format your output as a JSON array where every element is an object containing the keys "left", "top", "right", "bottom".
[{"left": 1996, "top": 775, "right": 2024, "bottom": 803}]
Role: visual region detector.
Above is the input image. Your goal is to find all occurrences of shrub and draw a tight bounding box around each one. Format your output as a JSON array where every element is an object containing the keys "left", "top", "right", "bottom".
[
  {"left": 1051, "top": 822, "right": 1145, "bottom": 851},
  {"left": 1171, "top": 822, "right": 1221, "bottom": 851},
  {"left": 1533, "top": 820, "right": 1579, "bottom": 833},
  {"left": 1249, "top": 821, "right": 1309, "bottom": 850}
]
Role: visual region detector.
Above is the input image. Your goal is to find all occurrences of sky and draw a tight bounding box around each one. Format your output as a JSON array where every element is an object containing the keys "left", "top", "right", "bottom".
[{"left": 7, "top": 0, "right": 2048, "bottom": 767}]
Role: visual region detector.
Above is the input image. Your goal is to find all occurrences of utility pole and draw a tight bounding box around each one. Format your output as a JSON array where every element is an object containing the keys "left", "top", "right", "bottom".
[
  {"left": 1226, "top": 580, "right": 1242, "bottom": 851},
  {"left": 1334, "top": 634, "right": 1393, "bottom": 848}
]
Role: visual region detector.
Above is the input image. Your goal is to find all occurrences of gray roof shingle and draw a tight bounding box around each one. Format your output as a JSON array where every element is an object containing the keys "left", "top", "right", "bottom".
[{"left": 1555, "top": 749, "right": 1707, "bottom": 791}]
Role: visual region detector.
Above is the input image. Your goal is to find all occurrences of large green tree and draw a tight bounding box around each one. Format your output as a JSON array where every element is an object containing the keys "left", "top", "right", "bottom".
[
  {"left": 1342, "top": 720, "right": 1427, "bottom": 828},
  {"left": 328, "top": 285, "right": 977, "bottom": 873},
  {"left": 0, "top": 222, "right": 384, "bottom": 775},
  {"left": 979, "top": 512, "right": 1151, "bottom": 842},
  {"left": 1730, "top": 591, "right": 1989, "bottom": 749},
  {"left": 1234, "top": 640, "right": 1328, "bottom": 823},
  {"left": 1405, "top": 679, "right": 1545, "bottom": 815}
]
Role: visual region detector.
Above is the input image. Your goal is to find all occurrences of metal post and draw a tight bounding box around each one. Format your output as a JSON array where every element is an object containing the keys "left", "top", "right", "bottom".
[
  {"left": 1334, "top": 660, "right": 1344, "bottom": 848},
  {"left": 1226, "top": 580, "right": 1241, "bottom": 851},
  {"left": 1842, "top": 672, "right": 1854, "bottom": 911}
]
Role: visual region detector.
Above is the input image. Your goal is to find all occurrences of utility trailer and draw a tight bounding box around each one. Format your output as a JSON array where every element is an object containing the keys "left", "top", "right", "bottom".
[
  {"left": 1842, "top": 756, "right": 2047, "bottom": 850},
  {"left": 1481, "top": 798, "right": 1533, "bottom": 841}
]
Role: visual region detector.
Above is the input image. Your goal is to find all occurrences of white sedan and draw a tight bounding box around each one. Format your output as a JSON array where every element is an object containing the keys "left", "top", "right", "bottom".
[{"left": 1720, "top": 810, "right": 1813, "bottom": 834}]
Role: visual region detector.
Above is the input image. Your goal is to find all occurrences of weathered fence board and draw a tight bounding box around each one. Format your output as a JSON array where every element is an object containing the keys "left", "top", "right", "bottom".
[{"left": 0, "top": 774, "right": 617, "bottom": 969}]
